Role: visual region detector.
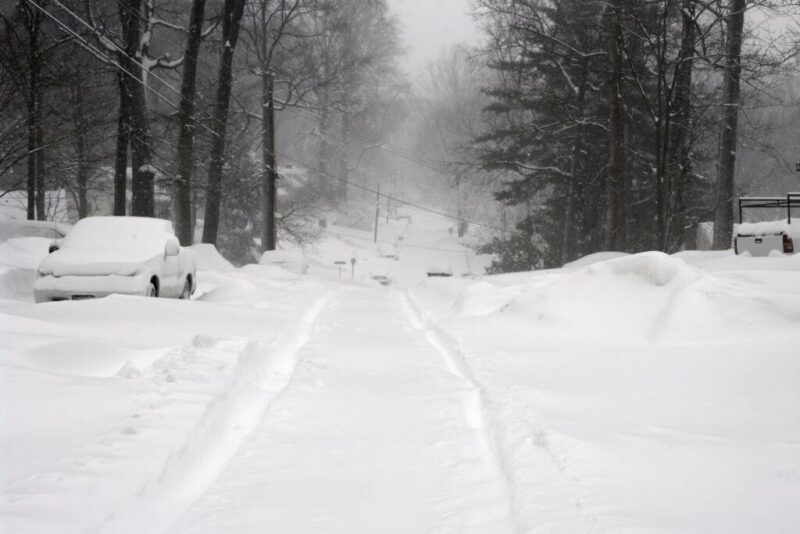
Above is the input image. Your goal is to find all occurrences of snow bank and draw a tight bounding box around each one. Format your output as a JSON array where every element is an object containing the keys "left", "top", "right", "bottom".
[
  {"left": 2, "top": 338, "right": 172, "bottom": 378},
  {"left": 0, "top": 236, "right": 51, "bottom": 269},
  {"left": 417, "top": 251, "right": 799, "bottom": 344},
  {"left": 0, "top": 237, "right": 52, "bottom": 301},
  {"left": 675, "top": 247, "right": 800, "bottom": 272},
  {"left": 187, "top": 244, "right": 235, "bottom": 272},
  {"left": 0, "top": 268, "right": 37, "bottom": 302},
  {"left": 198, "top": 278, "right": 261, "bottom": 304},
  {"left": 259, "top": 248, "right": 308, "bottom": 274},
  {"left": 0, "top": 219, "right": 70, "bottom": 243},
  {"left": 562, "top": 250, "right": 629, "bottom": 268},
  {"left": 498, "top": 252, "right": 701, "bottom": 340}
]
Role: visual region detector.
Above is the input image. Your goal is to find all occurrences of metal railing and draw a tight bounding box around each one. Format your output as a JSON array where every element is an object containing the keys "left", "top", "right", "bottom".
[{"left": 738, "top": 193, "right": 800, "bottom": 224}]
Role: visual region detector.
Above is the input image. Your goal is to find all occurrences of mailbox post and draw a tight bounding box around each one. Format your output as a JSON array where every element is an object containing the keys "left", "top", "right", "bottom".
[{"left": 334, "top": 260, "right": 346, "bottom": 279}]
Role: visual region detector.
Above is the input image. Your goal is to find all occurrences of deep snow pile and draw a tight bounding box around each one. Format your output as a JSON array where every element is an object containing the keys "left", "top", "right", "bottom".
[
  {"left": 410, "top": 251, "right": 800, "bottom": 532},
  {"left": 0, "top": 219, "right": 70, "bottom": 302},
  {"left": 0, "top": 236, "right": 52, "bottom": 302}
]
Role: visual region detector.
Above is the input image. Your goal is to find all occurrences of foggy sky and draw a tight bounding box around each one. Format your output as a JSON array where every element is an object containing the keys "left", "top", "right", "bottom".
[{"left": 388, "top": 0, "right": 478, "bottom": 79}]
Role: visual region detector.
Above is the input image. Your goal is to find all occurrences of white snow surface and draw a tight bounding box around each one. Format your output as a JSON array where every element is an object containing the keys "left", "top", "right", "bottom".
[
  {"left": 2, "top": 209, "right": 799, "bottom": 533},
  {"left": 737, "top": 218, "right": 800, "bottom": 238}
]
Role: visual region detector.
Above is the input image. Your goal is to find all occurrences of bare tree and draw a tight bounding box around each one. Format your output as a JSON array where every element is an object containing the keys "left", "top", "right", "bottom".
[
  {"left": 242, "top": 0, "right": 313, "bottom": 251},
  {"left": 0, "top": 2, "right": 48, "bottom": 220},
  {"left": 86, "top": 0, "right": 183, "bottom": 217},
  {"left": 202, "top": 0, "right": 247, "bottom": 245},
  {"left": 713, "top": 0, "right": 746, "bottom": 249},
  {"left": 174, "top": 0, "right": 209, "bottom": 244},
  {"left": 606, "top": 0, "right": 626, "bottom": 250}
]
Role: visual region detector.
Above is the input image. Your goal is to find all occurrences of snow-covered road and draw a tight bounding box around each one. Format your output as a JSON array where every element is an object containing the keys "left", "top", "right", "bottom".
[{"left": 169, "top": 287, "right": 516, "bottom": 533}]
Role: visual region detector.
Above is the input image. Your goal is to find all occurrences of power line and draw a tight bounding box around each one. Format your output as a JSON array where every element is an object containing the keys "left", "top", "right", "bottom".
[
  {"left": 284, "top": 101, "right": 452, "bottom": 175},
  {"left": 28, "top": 0, "right": 182, "bottom": 113},
  {"left": 47, "top": 0, "right": 221, "bottom": 138},
  {"left": 51, "top": 0, "right": 478, "bottom": 180},
  {"left": 278, "top": 151, "right": 503, "bottom": 232},
  {"left": 325, "top": 230, "right": 476, "bottom": 254},
  {"left": 32, "top": 0, "right": 503, "bottom": 234}
]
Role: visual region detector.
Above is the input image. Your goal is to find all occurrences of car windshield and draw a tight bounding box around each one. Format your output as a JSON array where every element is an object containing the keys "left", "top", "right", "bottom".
[{"left": 62, "top": 217, "right": 172, "bottom": 253}]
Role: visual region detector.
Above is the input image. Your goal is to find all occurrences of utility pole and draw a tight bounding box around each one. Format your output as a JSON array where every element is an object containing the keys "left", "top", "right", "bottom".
[
  {"left": 373, "top": 183, "right": 380, "bottom": 244},
  {"left": 385, "top": 183, "right": 390, "bottom": 224},
  {"left": 392, "top": 176, "right": 397, "bottom": 217},
  {"left": 262, "top": 69, "right": 278, "bottom": 251}
]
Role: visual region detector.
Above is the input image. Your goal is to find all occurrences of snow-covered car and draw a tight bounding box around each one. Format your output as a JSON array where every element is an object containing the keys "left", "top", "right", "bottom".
[
  {"left": 735, "top": 194, "right": 800, "bottom": 256},
  {"left": 377, "top": 242, "right": 399, "bottom": 260},
  {"left": 33, "top": 216, "right": 196, "bottom": 302}
]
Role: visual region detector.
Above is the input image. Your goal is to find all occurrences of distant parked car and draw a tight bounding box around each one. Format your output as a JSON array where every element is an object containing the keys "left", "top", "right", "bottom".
[
  {"left": 377, "top": 243, "right": 399, "bottom": 260},
  {"left": 426, "top": 265, "right": 453, "bottom": 278},
  {"left": 33, "top": 216, "right": 196, "bottom": 302}
]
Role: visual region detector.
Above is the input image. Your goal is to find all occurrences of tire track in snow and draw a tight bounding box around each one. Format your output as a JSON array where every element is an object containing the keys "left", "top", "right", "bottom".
[
  {"left": 96, "top": 292, "right": 334, "bottom": 534},
  {"left": 406, "top": 289, "right": 602, "bottom": 534},
  {"left": 400, "top": 290, "right": 520, "bottom": 534}
]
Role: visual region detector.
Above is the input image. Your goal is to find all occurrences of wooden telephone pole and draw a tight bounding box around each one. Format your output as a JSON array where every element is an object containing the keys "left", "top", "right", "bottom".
[{"left": 373, "top": 183, "right": 380, "bottom": 243}]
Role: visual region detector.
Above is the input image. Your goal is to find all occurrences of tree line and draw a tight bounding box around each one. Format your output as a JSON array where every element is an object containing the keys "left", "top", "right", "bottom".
[
  {"left": 470, "top": 0, "right": 799, "bottom": 270},
  {"left": 3, "top": 0, "right": 799, "bottom": 271},
  {"left": 0, "top": 0, "right": 403, "bottom": 263}
]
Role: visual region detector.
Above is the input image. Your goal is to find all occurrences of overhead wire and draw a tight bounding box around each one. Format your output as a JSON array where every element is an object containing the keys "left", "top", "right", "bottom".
[
  {"left": 57, "top": 0, "right": 470, "bottom": 179},
  {"left": 49, "top": 0, "right": 465, "bottom": 182},
  {"left": 31, "top": 0, "right": 504, "bottom": 234}
]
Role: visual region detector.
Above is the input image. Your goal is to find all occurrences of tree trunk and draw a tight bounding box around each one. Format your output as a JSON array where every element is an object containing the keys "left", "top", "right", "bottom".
[
  {"left": 34, "top": 90, "right": 45, "bottom": 220},
  {"left": 74, "top": 81, "right": 89, "bottom": 218},
  {"left": 338, "top": 110, "right": 349, "bottom": 202},
  {"left": 113, "top": 68, "right": 131, "bottom": 216},
  {"left": 561, "top": 58, "right": 588, "bottom": 264},
  {"left": 26, "top": 98, "right": 36, "bottom": 220},
  {"left": 713, "top": 0, "right": 746, "bottom": 250},
  {"left": 606, "top": 0, "right": 627, "bottom": 251},
  {"left": 119, "top": 0, "right": 154, "bottom": 217},
  {"left": 23, "top": 4, "right": 43, "bottom": 220},
  {"left": 174, "top": 0, "right": 207, "bottom": 245},
  {"left": 261, "top": 69, "right": 277, "bottom": 251},
  {"left": 317, "top": 101, "right": 331, "bottom": 199},
  {"left": 665, "top": 0, "right": 696, "bottom": 251},
  {"left": 202, "top": 0, "right": 247, "bottom": 245}
]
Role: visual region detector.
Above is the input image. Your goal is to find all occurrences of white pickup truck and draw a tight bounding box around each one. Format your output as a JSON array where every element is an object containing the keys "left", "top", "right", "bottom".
[{"left": 734, "top": 194, "right": 800, "bottom": 256}]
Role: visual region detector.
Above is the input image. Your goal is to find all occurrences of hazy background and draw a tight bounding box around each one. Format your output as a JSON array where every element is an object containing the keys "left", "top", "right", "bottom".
[{"left": 388, "top": 0, "right": 478, "bottom": 79}]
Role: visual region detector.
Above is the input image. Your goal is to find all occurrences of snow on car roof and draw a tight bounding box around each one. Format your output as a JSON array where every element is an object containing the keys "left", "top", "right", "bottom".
[{"left": 63, "top": 216, "right": 174, "bottom": 253}]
